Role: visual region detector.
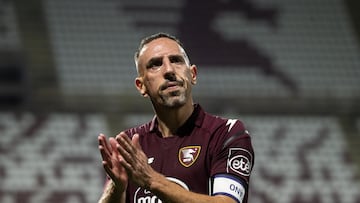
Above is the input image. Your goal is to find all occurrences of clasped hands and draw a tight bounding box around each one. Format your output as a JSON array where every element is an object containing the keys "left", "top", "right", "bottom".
[{"left": 98, "top": 132, "right": 154, "bottom": 191}]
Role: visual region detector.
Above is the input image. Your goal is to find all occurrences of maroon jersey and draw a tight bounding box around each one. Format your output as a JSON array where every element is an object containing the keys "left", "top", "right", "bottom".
[{"left": 124, "top": 104, "right": 254, "bottom": 203}]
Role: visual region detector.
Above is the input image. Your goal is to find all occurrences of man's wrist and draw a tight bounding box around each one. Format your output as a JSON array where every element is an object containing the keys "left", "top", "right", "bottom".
[
  {"left": 147, "top": 172, "right": 167, "bottom": 191},
  {"left": 109, "top": 179, "right": 126, "bottom": 194}
]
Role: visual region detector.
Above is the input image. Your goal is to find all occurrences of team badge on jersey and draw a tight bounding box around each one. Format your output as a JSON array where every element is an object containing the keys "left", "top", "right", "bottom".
[{"left": 178, "top": 146, "right": 201, "bottom": 167}]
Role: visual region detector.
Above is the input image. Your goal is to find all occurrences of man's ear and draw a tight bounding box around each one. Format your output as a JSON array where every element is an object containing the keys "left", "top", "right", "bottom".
[
  {"left": 190, "top": 65, "right": 197, "bottom": 85},
  {"left": 135, "top": 77, "right": 148, "bottom": 97}
]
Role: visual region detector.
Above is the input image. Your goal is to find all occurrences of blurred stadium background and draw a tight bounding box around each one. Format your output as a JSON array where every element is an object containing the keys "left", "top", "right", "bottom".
[{"left": 1, "top": 0, "right": 360, "bottom": 202}]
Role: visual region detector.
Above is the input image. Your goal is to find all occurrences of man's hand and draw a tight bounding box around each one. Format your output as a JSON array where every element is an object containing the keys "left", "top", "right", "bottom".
[
  {"left": 115, "top": 132, "right": 158, "bottom": 189},
  {"left": 98, "top": 133, "right": 128, "bottom": 192}
]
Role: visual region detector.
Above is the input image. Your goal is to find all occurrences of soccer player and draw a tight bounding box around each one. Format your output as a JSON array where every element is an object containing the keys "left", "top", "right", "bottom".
[{"left": 98, "top": 33, "right": 254, "bottom": 203}]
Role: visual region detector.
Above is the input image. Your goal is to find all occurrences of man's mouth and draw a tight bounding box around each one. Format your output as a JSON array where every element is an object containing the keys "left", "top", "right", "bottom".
[{"left": 161, "top": 81, "right": 183, "bottom": 91}]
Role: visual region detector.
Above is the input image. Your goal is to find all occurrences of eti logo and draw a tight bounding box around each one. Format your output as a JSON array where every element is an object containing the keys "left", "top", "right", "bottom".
[
  {"left": 178, "top": 146, "right": 201, "bottom": 167},
  {"left": 227, "top": 148, "right": 252, "bottom": 176}
]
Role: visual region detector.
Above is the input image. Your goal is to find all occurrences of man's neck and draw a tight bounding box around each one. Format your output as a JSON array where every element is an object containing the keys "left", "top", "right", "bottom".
[{"left": 154, "top": 102, "right": 194, "bottom": 138}]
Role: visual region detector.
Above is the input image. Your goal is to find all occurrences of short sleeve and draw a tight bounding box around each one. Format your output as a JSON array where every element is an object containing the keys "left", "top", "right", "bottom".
[{"left": 210, "top": 119, "right": 254, "bottom": 185}]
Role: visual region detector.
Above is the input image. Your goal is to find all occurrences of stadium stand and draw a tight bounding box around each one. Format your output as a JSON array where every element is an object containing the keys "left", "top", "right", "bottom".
[
  {"left": 0, "top": 112, "right": 109, "bottom": 203},
  {"left": 38, "top": 0, "right": 360, "bottom": 114},
  {"left": 0, "top": 0, "right": 26, "bottom": 108},
  {"left": 0, "top": 0, "right": 359, "bottom": 202},
  {"left": 2, "top": 113, "right": 359, "bottom": 203},
  {"left": 44, "top": 0, "right": 360, "bottom": 100},
  {"left": 0, "top": 0, "right": 21, "bottom": 50},
  {"left": 242, "top": 116, "right": 360, "bottom": 203}
]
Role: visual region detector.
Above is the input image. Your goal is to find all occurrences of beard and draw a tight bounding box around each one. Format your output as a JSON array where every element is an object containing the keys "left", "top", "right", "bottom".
[
  {"left": 159, "top": 89, "right": 187, "bottom": 108},
  {"left": 147, "top": 75, "right": 192, "bottom": 109},
  {"left": 152, "top": 78, "right": 188, "bottom": 108}
]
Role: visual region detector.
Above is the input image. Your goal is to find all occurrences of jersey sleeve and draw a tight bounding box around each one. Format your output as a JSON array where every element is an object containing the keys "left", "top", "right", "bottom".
[{"left": 210, "top": 119, "right": 254, "bottom": 185}]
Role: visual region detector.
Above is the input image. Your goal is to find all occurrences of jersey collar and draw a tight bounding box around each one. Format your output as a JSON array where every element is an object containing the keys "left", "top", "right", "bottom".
[{"left": 149, "top": 104, "right": 205, "bottom": 136}]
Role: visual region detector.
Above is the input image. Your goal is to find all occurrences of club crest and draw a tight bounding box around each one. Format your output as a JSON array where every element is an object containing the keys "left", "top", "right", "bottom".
[{"left": 178, "top": 146, "right": 201, "bottom": 167}]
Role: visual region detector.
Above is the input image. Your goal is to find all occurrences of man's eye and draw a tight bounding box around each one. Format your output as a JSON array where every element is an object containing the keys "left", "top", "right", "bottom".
[
  {"left": 147, "top": 61, "right": 162, "bottom": 69},
  {"left": 170, "top": 56, "right": 184, "bottom": 64}
]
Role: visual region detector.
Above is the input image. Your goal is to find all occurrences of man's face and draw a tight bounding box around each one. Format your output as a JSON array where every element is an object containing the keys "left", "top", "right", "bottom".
[{"left": 135, "top": 38, "right": 197, "bottom": 108}]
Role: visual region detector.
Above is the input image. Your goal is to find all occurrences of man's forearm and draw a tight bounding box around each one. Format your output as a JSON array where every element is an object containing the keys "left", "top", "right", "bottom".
[
  {"left": 148, "top": 172, "right": 236, "bottom": 203},
  {"left": 98, "top": 180, "right": 126, "bottom": 203}
]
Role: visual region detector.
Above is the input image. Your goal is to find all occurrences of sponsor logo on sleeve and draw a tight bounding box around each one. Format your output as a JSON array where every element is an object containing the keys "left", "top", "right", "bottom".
[
  {"left": 178, "top": 146, "right": 201, "bottom": 167},
  {"left": 227, "top": 148, "right": 253, "bottom": 176}
]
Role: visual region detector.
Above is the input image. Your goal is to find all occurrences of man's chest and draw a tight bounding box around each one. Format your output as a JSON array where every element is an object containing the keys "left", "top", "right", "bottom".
[{"left": 140, "top": 134, "right": 212, "bottom": 191}]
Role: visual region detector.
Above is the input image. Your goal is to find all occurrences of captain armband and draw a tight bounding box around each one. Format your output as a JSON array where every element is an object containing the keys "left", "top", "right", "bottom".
[{"left": 212, "top": 174, "right": 246, "bottom": 203}]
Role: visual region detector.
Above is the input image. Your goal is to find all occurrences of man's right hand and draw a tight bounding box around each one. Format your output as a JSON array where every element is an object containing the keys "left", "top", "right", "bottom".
[{"left": 98, "top": 133, "right": 128, "bottom": 192}]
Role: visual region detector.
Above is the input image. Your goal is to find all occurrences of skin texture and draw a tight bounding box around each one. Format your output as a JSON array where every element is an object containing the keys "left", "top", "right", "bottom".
[{"left": 98, "top": 37, "right": 236, "bottom": 203}]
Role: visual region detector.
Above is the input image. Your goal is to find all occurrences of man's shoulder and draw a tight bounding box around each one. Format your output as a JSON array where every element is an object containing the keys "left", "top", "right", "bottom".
[
  {"left": 202, "top": 112, "right": 247, "bottom": 134},
  {"left": 123, "top": 120, "right": 153, "bottom": 137},
  {"left": 202, "top": 112, "right": 227, "bottom": 128}
]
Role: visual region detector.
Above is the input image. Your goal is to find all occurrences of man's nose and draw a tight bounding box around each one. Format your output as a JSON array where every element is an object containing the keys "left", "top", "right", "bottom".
[
  {"left": 163, "top": 59, "right": 175, "bottom": 73},
  {"left": 163, "top": 60, "right": 177, "bottom": 81}
]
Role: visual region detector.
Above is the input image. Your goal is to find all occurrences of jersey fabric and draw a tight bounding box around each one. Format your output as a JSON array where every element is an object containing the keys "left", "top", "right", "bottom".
[{"left": 123, "top": 104, "right": 254, "bottom": 203}]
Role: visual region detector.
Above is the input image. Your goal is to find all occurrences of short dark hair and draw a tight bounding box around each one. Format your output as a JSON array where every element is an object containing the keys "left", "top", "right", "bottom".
[{"left": 134, "top": 32, "right": 184, "bottom": 61}]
